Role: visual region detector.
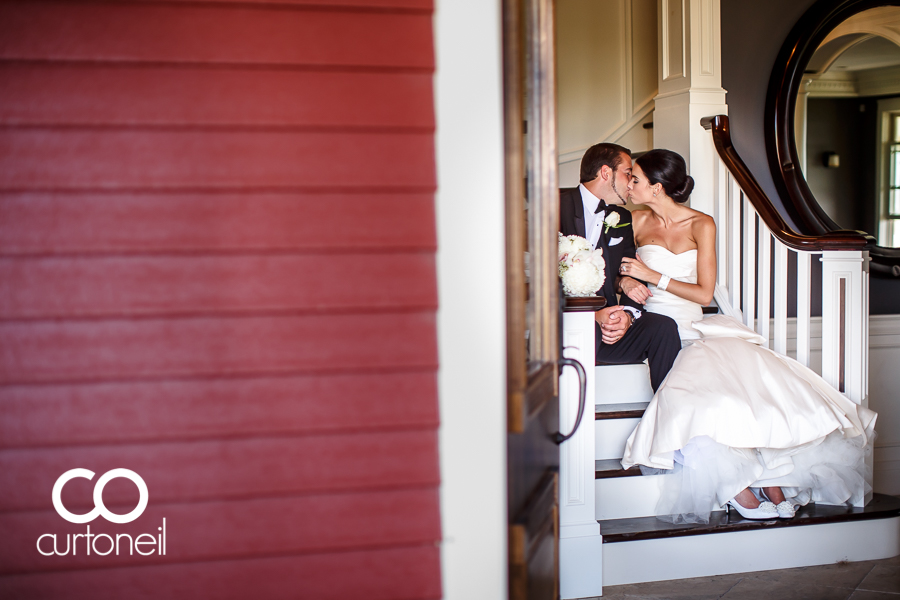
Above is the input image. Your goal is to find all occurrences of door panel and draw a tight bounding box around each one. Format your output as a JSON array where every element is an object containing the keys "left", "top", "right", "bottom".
[{"left": 505, "top": 0, "right": 560, "bottom": 597}]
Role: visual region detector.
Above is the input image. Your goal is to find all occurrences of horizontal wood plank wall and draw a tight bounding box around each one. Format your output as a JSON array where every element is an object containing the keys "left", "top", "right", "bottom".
[{"left": 0, "top": 1, "right": 439, "bottom": 598}]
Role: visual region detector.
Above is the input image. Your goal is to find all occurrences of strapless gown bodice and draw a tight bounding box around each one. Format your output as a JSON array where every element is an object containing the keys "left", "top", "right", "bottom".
[
  {"left": 637, "top": 245, "right": 702, "bottom": 341},
  {"left": 622, "top": 245, "right": 877, "bottom": 523}
]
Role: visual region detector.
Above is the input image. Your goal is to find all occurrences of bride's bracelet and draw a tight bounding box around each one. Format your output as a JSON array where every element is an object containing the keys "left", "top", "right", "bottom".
[{"left": 657, "top": 274, "right": 671, "bottom": 291}]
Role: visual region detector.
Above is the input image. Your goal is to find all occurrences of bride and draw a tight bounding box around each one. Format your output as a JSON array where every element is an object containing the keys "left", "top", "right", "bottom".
[{"left": 616, "top": 149, "right": 877, "bottom": 523}]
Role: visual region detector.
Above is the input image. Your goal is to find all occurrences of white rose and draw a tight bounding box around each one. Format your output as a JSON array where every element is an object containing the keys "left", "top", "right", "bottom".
[{"left": 604, "top": 212, "right": 621, "bottom": 227}]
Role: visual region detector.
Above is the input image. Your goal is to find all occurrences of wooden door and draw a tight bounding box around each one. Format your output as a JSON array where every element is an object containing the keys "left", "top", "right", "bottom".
[{"left": 505, "top": 0, "right": 561, "bottom": 597}]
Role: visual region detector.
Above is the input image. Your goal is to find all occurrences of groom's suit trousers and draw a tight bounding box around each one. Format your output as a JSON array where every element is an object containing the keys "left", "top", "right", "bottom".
[{"left": 595, "top": 313, "right": 680, "bottom": 392}]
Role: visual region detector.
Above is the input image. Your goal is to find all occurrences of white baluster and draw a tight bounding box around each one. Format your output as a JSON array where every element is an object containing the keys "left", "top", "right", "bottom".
[
  {"left": 742, "top": 200, "right": 756, "bottom": 329},
  {"left": 757, "top": 221, "right": 771, "bottom": 348},
  {"left": 796, "top": 252, "right": 812, "bottom": 368},
  {"left": 773, "top": 239, "right": 788, "bottom": 356},
  {"left": 729, "top": 176, "right": 742, "bottom": 313},
  {"left": 715, "top": 159, "right": 728, "bottom": 286}
]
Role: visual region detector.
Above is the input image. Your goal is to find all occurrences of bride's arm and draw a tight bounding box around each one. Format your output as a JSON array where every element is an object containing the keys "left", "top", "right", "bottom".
[
  {"left": 621, "top": 214, "right": 717, "bottom": 306},
  {"left": 668, "top": 216, "right": 716, "bottom": 305}
]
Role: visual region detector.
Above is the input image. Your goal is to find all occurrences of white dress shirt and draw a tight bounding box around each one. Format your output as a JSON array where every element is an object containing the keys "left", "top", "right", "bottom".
[{"left": 578, "top": 183, "right": 606, "bottom": 250}]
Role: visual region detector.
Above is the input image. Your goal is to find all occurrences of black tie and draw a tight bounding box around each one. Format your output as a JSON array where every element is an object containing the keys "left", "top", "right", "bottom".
[{"left": 594, "top": 199, "right": 607, "bottom": 214}]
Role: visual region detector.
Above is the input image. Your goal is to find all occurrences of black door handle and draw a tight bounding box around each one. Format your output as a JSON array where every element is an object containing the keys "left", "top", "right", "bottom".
[{"left": 554, "top": 356, "right": 587, "bottom": 444}]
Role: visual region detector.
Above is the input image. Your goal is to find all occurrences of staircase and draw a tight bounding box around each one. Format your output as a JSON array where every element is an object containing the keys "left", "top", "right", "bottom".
[
  {"left": 594, "top": 364, "right": 660, "bottom": 522},
  {"left": 589, "top": 361, "right": 900, "bottom": 589},
  {"left": 557, "top": 115, "right": 900, "bottom": 598}
]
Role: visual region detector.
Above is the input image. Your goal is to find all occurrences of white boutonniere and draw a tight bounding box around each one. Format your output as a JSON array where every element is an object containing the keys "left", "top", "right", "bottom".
[{"left": 603, "top": 212, "right": 628, "bottom": 234}]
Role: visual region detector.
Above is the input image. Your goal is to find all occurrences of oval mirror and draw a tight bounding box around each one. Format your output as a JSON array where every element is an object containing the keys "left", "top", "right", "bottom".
[{"left": 767, "top": 0, "right": 900, "bottom": 276}]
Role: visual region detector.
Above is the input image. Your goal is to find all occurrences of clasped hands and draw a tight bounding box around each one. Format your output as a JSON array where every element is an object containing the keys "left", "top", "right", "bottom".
[
  {"left": 597, "top": 255, "right": 657, "bottom": 344},
  {"left": 596, "top": 305, "right": 633, "bottom": 345}
]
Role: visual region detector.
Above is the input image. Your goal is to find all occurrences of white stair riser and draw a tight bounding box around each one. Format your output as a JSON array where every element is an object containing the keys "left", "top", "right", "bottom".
[
  {"left": 603, "top": 517, "right": 900, "bottom": 587},
  {"left": 595, "top": 364, "right": 653, "bottom": 405},
  {"left": 596, "top": 475, "right": 662, "bottom": 520},
  {"left": 595, "top": 418, "right": 640, "bottom": 460},
  {"left": 596, "top": 475, "right": 728, "bottom": 520}
]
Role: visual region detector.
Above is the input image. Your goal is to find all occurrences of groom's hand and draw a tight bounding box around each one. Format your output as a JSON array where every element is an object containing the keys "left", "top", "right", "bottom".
[{"left": 596, "top": 306, "right": 633, "bottom": 345}]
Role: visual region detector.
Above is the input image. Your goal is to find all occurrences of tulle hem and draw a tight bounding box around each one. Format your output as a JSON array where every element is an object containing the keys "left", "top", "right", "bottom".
[{"left": 639, "top": 429, "right": 874, "bottom": 524}]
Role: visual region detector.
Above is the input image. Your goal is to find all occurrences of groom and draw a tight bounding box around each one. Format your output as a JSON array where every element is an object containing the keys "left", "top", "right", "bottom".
[{"left": 559, "top": 142, "right": 680, "bottom": 391}]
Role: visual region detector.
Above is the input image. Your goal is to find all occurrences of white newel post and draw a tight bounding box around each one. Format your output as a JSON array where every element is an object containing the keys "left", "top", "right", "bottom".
[
  {"left": 653, "top": 0, "right": 727, "bottom": 220},
  {"left": 559, "top": 309, "right": 602, "bottom": 599},
  {"left": 820, "top": 251, "right": 870, "bottom": 406},
  {"left": 821, "top": 250, "right": 871, "bottom": 506}
]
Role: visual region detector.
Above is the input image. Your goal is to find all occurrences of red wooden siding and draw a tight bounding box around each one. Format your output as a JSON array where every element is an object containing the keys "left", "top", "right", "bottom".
[
  {"left": 0, "top": 0, "right": 439, "bottom": 597},
  {"left": 0, "top": 193, "right": 435, "bottom": 254}
]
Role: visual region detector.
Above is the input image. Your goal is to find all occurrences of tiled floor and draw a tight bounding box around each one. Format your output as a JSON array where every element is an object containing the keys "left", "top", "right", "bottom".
[{"left": 596, "top": 554, "right": 900, "bottom": 599}]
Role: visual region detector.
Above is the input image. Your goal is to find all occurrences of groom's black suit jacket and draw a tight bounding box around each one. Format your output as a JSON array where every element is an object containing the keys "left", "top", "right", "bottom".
[
  {"left": 559, "top": 187, "right": 681, "bottom": 391},
  {"left": 559, "top": 187, "right": 640, "bottom": 311}
]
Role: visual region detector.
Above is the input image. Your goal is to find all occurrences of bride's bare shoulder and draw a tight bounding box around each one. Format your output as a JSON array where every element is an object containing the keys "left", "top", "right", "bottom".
[
  {"left": 687, "top": 210, "right": 716, "bottom": 247},
  {"left": 687, "top": 208, "right": 715, "bottom": 231},
  {"left": 630, "top": 207, "right": 652, "bottom": 223}
]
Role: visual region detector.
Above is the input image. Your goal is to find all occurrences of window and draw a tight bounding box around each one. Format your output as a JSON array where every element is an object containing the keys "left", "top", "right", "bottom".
[
  {"left": 890, "top": 115, "right": 900, "bottom": 246},
  {"left": 877, "top": 101, "right": 900, "bottom": 247}
]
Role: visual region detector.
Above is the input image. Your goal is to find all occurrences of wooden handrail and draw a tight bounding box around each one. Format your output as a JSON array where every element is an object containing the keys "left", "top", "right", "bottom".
[{"left": 701, "top": 115, "right": 872, "bottom": 252}]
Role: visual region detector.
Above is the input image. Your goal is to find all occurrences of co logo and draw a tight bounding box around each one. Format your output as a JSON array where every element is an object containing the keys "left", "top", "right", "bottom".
[{"left": 52, "top": 468, "right": 149, "bottom": 524}]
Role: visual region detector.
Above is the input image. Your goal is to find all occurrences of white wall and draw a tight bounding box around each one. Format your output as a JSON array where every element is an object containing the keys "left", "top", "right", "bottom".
[
  {"left": 556, "top": 0, "right": 658, "bottom": 187},
  {"left": 434, "top": 1, "right": 508, "bottom": 599}
]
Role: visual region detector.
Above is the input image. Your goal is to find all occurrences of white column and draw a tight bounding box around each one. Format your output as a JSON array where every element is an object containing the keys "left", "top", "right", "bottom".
[
  {"left": 653, "top": 0, "right": 727, "bottom": 219},
  {"left": 559, "top": 311, "right": 602, "bottom": 599}
]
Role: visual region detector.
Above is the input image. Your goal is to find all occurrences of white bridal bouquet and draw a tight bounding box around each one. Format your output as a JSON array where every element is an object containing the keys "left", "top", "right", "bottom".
[{"left": 558, "top": 233, "right": 605, "bottom": 297}]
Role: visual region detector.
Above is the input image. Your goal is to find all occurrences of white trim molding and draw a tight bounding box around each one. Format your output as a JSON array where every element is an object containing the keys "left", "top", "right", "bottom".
[{"left": 434, "top": 1, "right": 508, "bottom": 599}]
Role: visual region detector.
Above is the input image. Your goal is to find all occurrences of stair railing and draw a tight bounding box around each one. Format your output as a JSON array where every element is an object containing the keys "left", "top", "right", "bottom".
[{"left": 702, "top": 115, "right": 871, "bottom": 404}]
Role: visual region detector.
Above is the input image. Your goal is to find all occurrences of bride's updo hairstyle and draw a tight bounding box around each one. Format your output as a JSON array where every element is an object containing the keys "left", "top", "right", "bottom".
[{"left": 635, "top": 149, "right": 694, "bottom": 203}]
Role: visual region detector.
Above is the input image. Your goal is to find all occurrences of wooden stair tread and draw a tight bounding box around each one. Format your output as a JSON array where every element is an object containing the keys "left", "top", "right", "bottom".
[
  {"left": 595, "top": 459, "right": 642, "bottom": 478},
  {"left": 599, "top": 493, "right": 900, "bottom": 543},
  {"left": 595, "top": 402, "right": 649, "bottom": 420}
]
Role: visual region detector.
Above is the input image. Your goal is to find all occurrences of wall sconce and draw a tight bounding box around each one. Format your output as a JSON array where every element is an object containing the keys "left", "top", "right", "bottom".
[{"left": 822, "top": 152, "right": 840, "bottom": 168}]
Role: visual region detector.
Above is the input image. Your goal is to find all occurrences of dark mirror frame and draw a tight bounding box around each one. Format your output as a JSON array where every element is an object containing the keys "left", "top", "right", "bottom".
[{"left": 766, "top": 0, "right": 900, "bottom": 277}]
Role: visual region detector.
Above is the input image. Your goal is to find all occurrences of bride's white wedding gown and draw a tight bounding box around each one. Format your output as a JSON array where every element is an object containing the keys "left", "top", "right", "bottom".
[{"left": 621, "top": 245, "right": 877, "bottom": 523}]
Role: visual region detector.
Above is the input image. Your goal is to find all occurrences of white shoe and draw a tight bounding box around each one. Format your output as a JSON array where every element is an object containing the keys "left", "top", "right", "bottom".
[
  {"left": 774, "top": 500, "right": 796, "bottom": 519},
  {"left": 726, "top": 499, "right": 778, "bottom": 520}
]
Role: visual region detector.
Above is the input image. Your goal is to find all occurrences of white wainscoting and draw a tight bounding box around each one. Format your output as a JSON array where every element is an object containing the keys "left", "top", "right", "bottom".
[{"left": 869, "top": 314, "right": 900, "bottom": 494}]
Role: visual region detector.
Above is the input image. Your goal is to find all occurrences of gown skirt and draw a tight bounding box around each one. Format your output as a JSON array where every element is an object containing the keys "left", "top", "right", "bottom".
[{"left": 620, "top": 245, "right": 877, "bottom": 523}]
